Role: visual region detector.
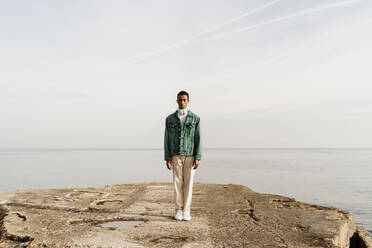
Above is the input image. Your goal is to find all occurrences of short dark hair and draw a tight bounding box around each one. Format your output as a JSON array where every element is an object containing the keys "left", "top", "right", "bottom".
[{"left": 177, "top": 90, "right": 189, "bottom": 100}]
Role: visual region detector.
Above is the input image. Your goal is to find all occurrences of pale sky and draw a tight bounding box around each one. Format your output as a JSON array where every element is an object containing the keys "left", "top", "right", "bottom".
[{"left": 1, "top": 0, "right": 372, "bottom": 148}]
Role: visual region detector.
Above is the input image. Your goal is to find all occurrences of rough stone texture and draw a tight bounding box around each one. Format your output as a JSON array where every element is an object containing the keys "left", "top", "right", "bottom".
[
  {"left": 0, "top": 182, "right": 371, "bottom": 248},
  {"left": 0, "top": 204, "right": 6, "bottom": 240}
]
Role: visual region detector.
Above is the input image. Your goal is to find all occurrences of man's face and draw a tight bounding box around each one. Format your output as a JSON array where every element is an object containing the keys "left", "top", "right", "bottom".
[{"left": 177, "top": 95, "right": 189, "bottom": 109}]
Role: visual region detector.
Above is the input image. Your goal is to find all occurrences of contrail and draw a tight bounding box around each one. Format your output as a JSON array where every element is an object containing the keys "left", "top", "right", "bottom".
[
  {"left": 194, "top": 0, "right": 364, "bottom": 42},
  {"left": 124, "top": 0, "right": 281, "bottom": 64},
  {"left": 125, "top": 0, "right": 363, "bottom": 65}
]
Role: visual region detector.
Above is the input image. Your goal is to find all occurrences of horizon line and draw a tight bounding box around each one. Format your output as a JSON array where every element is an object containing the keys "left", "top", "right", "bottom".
[{"left": 0, "top": 147, "right": 371, "bottom": 150}]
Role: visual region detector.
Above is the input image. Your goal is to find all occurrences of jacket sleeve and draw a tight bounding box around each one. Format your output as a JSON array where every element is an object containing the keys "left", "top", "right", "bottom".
[
  {"left": 193, "top": 119, "right": 202, "bottom": 161},
  {"left": 164, "top": 119, "right": 171, "bottom": 161}
]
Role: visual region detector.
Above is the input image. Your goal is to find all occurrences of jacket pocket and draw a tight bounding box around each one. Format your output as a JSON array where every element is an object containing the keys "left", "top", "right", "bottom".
[
  {"left": 168, "top": 122, "right": 178, "bottom": 131},
  {"left": 185, "top": 122, "right": 196, "bottom": 137}
]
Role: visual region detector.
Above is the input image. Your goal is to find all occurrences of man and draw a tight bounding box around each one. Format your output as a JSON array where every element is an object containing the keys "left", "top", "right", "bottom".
[{"left": 164, "top": 90, "right": 202, "bottom": 221}]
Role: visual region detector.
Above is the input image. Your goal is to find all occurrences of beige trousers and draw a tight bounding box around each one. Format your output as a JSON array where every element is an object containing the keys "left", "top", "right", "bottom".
[{"left": 171, "top": 154, "right": 196, "bottom": 212}]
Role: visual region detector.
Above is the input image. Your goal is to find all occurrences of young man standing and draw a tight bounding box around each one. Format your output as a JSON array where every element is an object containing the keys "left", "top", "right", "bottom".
[{"left": 164, "top": 90, "right": 202, "bottom": 221}]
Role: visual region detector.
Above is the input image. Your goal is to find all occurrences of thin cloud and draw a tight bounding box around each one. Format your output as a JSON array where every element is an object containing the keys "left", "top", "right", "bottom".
[
  {"left": 194, "top": 0, "right": 364, "bottom": 42},
  {"left": 123, "top": 0, "right": 281, "bottom": 64},
  {"left": 124, "top": 0, "right": 363, "bottom": 65}
]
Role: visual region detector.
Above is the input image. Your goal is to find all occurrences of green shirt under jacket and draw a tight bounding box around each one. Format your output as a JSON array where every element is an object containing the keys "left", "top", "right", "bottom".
[{"left": 164, "top": 110, "right": 202, "bottom": 161}]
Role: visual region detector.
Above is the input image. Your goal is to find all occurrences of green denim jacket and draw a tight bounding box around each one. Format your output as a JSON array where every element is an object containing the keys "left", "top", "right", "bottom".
[{"left": 164, "top": 110, "right": 202, "bottom": 161}]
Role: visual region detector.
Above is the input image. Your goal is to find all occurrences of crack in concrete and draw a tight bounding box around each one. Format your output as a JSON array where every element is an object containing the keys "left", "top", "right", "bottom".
[
  {"left": 8, "top": 211, "right": 27, "bottom": 221},
  {"left": 245, "top": 198, "right": 260, "bottom": 222}
]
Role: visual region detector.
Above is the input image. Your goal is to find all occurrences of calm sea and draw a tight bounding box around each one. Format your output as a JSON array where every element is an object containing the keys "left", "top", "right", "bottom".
[{"left": 0, "top": 148, "right": 371, "bottom": 235}]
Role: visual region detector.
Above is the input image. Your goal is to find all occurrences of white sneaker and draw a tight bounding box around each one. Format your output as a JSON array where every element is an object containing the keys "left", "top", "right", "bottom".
[
  {"left": 174, "top": 210, "right": 183, "bottom": 220},
  {"left": 182, "top": 210, "right": 191, "bottom": 221}
]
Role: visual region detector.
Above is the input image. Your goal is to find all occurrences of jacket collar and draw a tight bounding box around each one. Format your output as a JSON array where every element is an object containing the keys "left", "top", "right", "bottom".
[
  {"left": 173, "top": 109, "right": 193, "bottom": 123},
  {"left": 176, "top": 106, "right": 190, "bottom": 116}
]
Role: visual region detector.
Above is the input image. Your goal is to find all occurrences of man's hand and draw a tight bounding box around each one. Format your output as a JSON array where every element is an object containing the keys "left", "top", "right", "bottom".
[
  {"left": 166, "top": 160, "right": 172, "bottom": 170},
  {"left": 193, "top": 159, "right": 199, "bottom": 170}
]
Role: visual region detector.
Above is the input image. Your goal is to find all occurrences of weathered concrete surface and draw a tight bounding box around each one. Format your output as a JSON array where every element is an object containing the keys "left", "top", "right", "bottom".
[{"left": 0, "top": 182, "right": 371, "bottom": 248}]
